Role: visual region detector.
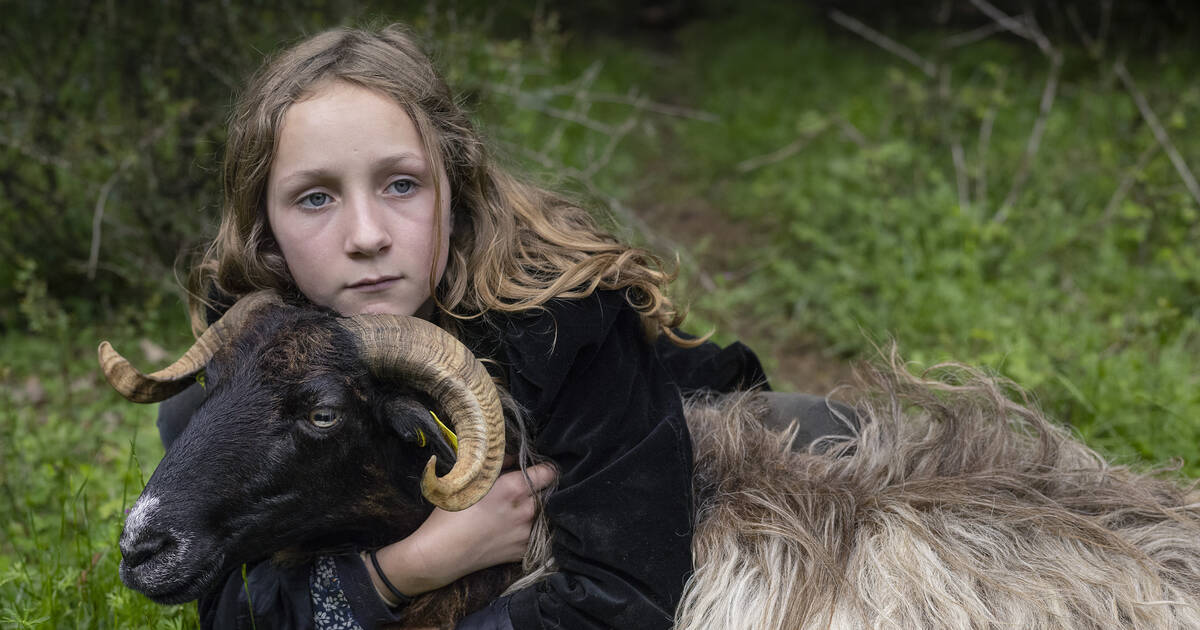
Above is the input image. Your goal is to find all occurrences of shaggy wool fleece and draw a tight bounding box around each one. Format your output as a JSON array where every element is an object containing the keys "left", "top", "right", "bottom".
[{"left": 677, "top": 356, "right": 1200, "bottom": 630}]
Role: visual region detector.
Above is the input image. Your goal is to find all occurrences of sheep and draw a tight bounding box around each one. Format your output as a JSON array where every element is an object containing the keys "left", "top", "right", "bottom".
[
  {"left": 678, "top": 363, "right": 1200, "bottom": 629},
  {"left": 101, "top": 292, "right": 519, "bottom": 626},
  {"left": 100, "top": 291, "right": 1200, "bottom": 629}
]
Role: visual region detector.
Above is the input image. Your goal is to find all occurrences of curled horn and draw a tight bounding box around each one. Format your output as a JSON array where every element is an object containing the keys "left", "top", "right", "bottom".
[
  {"left": 339, "top": 315, "right": 504, "bottom": 512},
  {"left": 98, "top": 291, "right": 282, "bottom": 403}
]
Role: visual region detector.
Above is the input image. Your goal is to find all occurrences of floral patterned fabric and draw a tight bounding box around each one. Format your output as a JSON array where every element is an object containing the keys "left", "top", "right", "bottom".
[{"left": 311, "top": 556, "right": 365, "bottom": 630}]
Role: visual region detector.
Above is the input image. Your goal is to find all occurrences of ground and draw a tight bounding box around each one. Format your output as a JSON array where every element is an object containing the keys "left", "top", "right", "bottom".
[{"left": 636, "top": 193, "right": 859, "bottom": 397}]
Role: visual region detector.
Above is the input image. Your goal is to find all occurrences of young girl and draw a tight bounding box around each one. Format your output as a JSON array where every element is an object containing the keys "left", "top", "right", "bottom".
[{"left": 158, "top": 24, "right": 776, "bottom": 630}]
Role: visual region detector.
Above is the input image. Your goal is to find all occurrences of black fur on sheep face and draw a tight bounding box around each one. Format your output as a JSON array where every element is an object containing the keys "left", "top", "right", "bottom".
[{"left": 117, "top": 306, "right": 458, "bottom": 604}]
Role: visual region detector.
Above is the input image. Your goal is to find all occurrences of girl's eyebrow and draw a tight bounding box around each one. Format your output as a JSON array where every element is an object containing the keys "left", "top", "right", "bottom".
[{"left": 375, "top": 152, "right": 428, "bottom": 173}]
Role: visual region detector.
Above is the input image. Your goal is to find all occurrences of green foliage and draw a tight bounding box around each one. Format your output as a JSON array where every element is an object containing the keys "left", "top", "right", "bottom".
[
  {"left": 659, "top": 6, "right": 1200, "bottom": 473},
  {"left": 0, "top": 321, "right": 196, "bottom": 627}
]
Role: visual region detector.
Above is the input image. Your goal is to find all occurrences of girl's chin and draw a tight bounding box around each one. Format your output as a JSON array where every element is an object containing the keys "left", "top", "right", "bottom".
[{"left": 335, "top": 295, "right": 428, "bottom": 318}]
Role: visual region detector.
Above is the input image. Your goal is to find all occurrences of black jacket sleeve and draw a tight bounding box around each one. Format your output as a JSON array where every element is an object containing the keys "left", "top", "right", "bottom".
[{"left": 485, "top": 292, "right": 696, "bottom": 630}]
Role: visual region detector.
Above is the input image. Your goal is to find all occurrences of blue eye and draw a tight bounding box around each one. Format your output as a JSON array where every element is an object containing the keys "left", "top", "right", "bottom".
[
  {"left": 388, "top": 179, "right": 417, "bottom": 196},
  {"left": 299, "top": 192, "right": 331, "bottom": 209}
]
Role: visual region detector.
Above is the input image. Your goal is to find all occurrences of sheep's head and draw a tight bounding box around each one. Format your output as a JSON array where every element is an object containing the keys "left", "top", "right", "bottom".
[{"left": 98, "top": 292, "right": 505, "bottom": 604}]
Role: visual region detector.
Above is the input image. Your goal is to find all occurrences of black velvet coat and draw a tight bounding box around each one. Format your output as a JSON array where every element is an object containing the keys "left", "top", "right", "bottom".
[{"left": 158, "top": 290, "right": 766, "bottom": 629}]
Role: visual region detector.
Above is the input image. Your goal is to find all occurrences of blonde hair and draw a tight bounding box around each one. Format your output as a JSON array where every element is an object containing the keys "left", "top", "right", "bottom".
[{"left": 189, "top": 24, "right": 694, "bottom": 344}]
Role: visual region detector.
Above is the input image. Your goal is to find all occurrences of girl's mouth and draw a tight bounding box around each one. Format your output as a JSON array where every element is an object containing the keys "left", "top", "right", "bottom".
[{"left": 348, "top": 276, "right": 401, "bottom": 291}]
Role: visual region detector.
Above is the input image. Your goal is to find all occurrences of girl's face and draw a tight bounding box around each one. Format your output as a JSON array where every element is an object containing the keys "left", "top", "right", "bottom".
[{"left": 266, "top": 80, "right": 451, "bottom": 317}]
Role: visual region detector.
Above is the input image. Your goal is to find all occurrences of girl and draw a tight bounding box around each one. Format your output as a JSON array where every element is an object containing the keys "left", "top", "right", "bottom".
[{"left": 158, "top": 24, "right": 777, "bottom": 630}]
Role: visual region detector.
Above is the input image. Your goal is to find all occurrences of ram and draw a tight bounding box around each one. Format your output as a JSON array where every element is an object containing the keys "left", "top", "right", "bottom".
[{"left": 100, "top": 292, "right": 1200, "bottom": 629}]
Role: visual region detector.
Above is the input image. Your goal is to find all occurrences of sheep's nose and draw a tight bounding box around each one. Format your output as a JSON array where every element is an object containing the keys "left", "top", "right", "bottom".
[
  {"left": 120, "top": 495, "right": 170, "bottom": 570},
  {"left": 120, "top": 530, "right": 173, "bottom": 569}
]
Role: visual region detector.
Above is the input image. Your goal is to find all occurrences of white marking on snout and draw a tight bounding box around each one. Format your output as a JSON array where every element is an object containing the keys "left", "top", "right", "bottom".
[
  {"left": 139, "top": 528, "right": 195, "bottom": 586},
  {"left": 122, "top": 495, "right": 160, "bottom": 545}
]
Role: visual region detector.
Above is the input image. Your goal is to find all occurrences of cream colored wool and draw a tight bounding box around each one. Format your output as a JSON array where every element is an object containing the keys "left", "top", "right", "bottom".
[{"left": 677, "top": 357, "right": 1200, "bottom": 630}]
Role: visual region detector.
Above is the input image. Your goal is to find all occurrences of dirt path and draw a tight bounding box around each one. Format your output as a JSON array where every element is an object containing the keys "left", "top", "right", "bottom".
[{"left": 635, "top": 194, "right": 858, "bottom": 397}]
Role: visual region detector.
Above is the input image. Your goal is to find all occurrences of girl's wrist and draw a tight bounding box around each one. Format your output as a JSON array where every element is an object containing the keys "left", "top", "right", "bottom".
[
  {"left": 361, "top": 550, "right": 405, "bottom": 607},
  {"left": 364, "top": 535, "right": 449, "bottom": 603}
]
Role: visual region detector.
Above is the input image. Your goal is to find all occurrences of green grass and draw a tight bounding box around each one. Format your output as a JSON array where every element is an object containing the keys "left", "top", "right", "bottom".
[{"left": 1, "top": 299, "right": 198, "bottom": 627}]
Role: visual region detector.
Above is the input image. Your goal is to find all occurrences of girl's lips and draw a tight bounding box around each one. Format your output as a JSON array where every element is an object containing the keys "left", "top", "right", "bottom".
[{"left": 347, "top": 276, "right": 401, "bottom": 292}]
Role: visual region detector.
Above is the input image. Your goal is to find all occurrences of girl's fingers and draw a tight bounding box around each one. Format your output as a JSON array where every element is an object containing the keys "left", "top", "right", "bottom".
[{"left": 523, "top": 463, "right": 557, "bottom": 492}]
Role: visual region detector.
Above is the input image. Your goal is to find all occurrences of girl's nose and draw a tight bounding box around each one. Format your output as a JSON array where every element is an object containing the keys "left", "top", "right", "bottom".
[{"left": 343, "top": 194, "right": 392, "bottom": 256}]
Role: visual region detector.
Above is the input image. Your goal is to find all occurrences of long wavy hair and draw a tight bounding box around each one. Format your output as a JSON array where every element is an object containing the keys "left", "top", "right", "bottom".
[{"left": 188, "top": 24, "right": 692, "bottom": 344}]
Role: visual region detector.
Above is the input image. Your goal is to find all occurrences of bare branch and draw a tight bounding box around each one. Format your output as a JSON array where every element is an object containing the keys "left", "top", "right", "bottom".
[
  {"left": 993, "top": 51, "right": 1062, "bottom": 223},
  {"left": 975, "top": 69, "right": 1005, "bottom": 210},
  {"left": 1066, "top": 4, "right": 1100, "bottom": 57},
  {"left": 937, "top": 67, "right": 970, "bottom": 213},
  {"left": 832, "top": 115, "right": 870, "bottom": 149},
  {"left": 87, "top": 104, "right": 195, "bottom": 280},
  {"left": 829, "top": 9, "right": 937, "bottom": 78},
  {"left": 1114, "top": 60, "right": 1200, "bottom": 209},
  {"left": 182, "top": 34, "right": 238, "bottom": 92},
  {"left": 541, "top": 61, "right": 603, "bottom": 156},
  {"left": 516, "top": 98, "right": 624, "bottom": 135},
  {"left": 1101, "top": 141, "right": 1159, "bottom": 224},
  {"left": 582, "top": 92, "right": 719, "bottom": 123},
  {"left": 975, "top": 105, "right": 997, "bottom": 209},
  {"left": 1097, "top": 0, "right": 1113, "bottom": 53},
  {"left": 87, "top": 170, "right": 123, "bottom": 280},
  {"left": 0, "top": 135, "right": 71, "bottom": 170},
  {"left": 485, "top": 81, "right": 719, "bottom": 123},
  {"left": 941, "top": 21, "right": 1007, "bottom": 50},
  {"left": 951, "top": 141, "right": 970, "bottom": 213},
  {"left": 735, "top": 124, "right": 829, "bottom": 174},
  {"left": 581, "top": 112, "right": 639, "bottom": 179},
  {"left": 967, "top": 0, "right": 1055, "bottom": 56}
]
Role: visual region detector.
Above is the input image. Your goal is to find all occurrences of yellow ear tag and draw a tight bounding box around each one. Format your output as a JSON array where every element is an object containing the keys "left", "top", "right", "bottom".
[
  {"left": 414, "top": 429, "right": 427, "bottom": 448},
  {"left": 196, "top": 373, "right": 206, "bottom": 390},
  {"left": 430, "top": 410, "right": 458, "bottom": 454}
]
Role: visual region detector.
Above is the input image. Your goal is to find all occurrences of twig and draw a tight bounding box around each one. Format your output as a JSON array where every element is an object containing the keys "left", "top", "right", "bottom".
[
  {"left": 0, "top": 135, "right": 72, "bottom": 170},
  {"left": 582, "top": 113, "right": 639, "bottom": 179},
  {"left": 484, "top": 81, "right": 719, "bottom": 123},
  {"left": 1096, "top": 0, "right": 1113, "bottom": 54},
  {"left": 734, "top": 124, "right": 829, "bottom": 174},
  {"left": 832, "top": 115, "right": 870, "bottom": 148},
  {"left": 87, "top": 104, "right": 195, "bottom": 280},
  {"left": 941, "top": 21, "right": 1007, "bottom": 50},
  {"left": 938, "top": 67, "right": 970, "bottom": 213},
  {"left": 87, "top": 169, "right": 124, "bottom": 281},
  {"left": 1101, "top": 141, "right": 1159, "bottom": 224},
  {"left": 829, "top": 9, "right": 937, "bottom": 78},
  {"left": 541, "top": 61, "right": 603, "bottom": 156},
  {"left": 1066, "top": 4, "right": 1099, "bottom": 57},
  {"left": 509, "top": 96, "right": 623, "bottom": 135},
  {"left": 968, "top": 0, "right": 1055, "bottom": 56},
  {"left": 975, "top": 69, "right": 1005, "bottom": 210},
  {"left": 975, "top": 105, "right": 996, "bottom": 209},
  {"left": 182, "top": 34, "right": 238, "bottom": 92},
  {"left": 993, "top": 50, "right": 1062, "bottom": 223},
  {"left": 951, "top": 141, "right": 970, "bottom": 212},
  {"left": 1113, "top": 60, "right": 1200, "bottom": 209}
]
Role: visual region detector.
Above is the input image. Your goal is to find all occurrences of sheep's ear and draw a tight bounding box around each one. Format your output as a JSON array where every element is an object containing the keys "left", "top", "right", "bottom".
[{"left": 380, "top": 397, "right": 457, "bottom": 470}]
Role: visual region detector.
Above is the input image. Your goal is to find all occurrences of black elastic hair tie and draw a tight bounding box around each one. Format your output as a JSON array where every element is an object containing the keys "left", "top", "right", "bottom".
[{"left": 368, "top": 549, "right": 413, "bottom": 608}]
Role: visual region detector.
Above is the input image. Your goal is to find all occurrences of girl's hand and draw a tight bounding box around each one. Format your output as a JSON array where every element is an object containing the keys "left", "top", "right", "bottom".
[{"left": 367, "top": 462, "right": 557, "bottom": 599}]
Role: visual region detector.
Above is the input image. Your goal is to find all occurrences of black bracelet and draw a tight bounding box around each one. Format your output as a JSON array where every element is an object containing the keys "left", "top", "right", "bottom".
[{"left": 368, "top": 548, "right": 414, "bottom": 608}]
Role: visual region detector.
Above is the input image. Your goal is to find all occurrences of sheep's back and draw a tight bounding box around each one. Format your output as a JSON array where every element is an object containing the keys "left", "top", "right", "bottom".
[{"left": 678, "top": 365, "right": 1200, "bottom": 630}]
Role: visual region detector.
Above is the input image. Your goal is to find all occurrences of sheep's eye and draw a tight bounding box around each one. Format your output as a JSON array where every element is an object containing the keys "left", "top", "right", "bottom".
[{"left": 307, "top": 408, "right": 341, "bottom": 429}]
